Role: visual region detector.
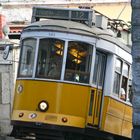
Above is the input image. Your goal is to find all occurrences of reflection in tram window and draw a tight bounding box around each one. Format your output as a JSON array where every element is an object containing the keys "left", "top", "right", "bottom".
[
  {"left": 19, "top": 38, "right": 37, "bottom": 77},
  {"left": 64, "top": 41, "right": 92, "bottom": 83},
  {"left": 36, "top": 38, "right": 64, "bottom": 80},
  {"left": 113, "top": 59, "right": 122, "bottom": 96},
  {"left": 93, "top": 52, "right": 106, "bottom": 87},
  {"left": 122, "top": 63, "right": 129, "bottom": 77}
]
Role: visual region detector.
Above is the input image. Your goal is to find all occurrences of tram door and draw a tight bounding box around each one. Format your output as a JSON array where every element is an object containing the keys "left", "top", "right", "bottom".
[{"left": 87, "top": 51, "right": 106, "bottom": 127}]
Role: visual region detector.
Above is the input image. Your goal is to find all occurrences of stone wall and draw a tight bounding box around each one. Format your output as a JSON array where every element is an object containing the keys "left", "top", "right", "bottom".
[{"left": 0, "top": 48, "right": 19, "bottom": 135}]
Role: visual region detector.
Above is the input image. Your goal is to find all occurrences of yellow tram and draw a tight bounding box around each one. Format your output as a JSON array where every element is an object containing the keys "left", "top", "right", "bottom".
[{"left": 10, "top": 7, "right": 132, "bottom": 140}]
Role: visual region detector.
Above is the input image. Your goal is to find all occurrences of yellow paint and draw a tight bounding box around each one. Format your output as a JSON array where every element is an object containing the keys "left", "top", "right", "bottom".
[
  {"left": 122, "top": 120, "right": 132, "bottom": 138},
  {"left": 101, "top": 96, "right": 132, "bottom": 138},
  {"left": 12, "top": 80, "right": 133, "bottom": 138},
  {"left": 93, "top": 89, "right": 102, "bottom": 125},
  {"left": 12, "top": 80, "right": 90, "bottom": 128},
  {"left": 12, "top": 110, "right": 85, "bottom": 128},
  {"left": 86, "top": 88, "right": 103, "bottom": 126},
  {"left": 107, "top": 97, "right": 125, "bottom": 119},
  {"left": 86, "top": 88, "right": 97, "bottom": 124}
]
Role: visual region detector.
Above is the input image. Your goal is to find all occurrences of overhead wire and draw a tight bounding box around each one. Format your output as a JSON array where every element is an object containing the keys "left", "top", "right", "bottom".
[{"left": 117, "top": 2, "right": 128, "bottom": 19}]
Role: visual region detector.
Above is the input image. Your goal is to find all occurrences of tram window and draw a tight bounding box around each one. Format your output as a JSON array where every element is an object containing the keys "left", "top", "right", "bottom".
[
  {"left": 64, "top": 41, "right": 92, "bottom": 83},
  {"left": 113, "top": 59, "right": 122, "bottom": 96},
  {"left": 93, "top": 53, "right": 106, "bottom": 87},
  {"left": 120, "top": 76, "right": 127, "bottom": 101},
  {"left": 19, "top": 38, "right": 36, "bottom": 77},
  {"left": 122, "top": 63, "right": 129, "bottom": 77},
  {"left": 115, "top": 59, "right": 122, "bottom": 73},
  {"left": 127, "top": 79, "right": 132, "bottom": 102},
  {"left": 36, "top": 38, "right": 64, "bottom": 80},
  {"left": 93, "top": 54, "right": 99, "bottom": 85},
  {"left": 113, "top": 72, "right": 121, "bottom": 95},
  {"left": 120, "top": 63, "right": 129, "bottom": 101},
  {"left": 99, "top": 55, "right": 106, "bottom": 86},
  {"left": 113, "top": 58, "right": 130, "bottom": 101}
]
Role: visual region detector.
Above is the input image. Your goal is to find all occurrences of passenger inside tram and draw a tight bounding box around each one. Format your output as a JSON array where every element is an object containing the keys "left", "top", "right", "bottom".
[
  {"left": 120, "top": 76, "right": 127, "bottom": 101},
  {"left": 120, "top": 87, "right": 126, "bottom": 101},
  {"left": 48, "top": 62, "right": 59, "bottom": 77}
]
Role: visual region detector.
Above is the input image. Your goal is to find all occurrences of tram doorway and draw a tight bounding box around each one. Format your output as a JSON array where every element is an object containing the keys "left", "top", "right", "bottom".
[{"left": 87, "top": 51, "right": 106, "bottom": 127}]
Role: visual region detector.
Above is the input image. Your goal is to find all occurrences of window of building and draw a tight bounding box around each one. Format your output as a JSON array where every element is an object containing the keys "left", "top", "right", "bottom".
[
  {"left": 18, "top": 38, "right": 37, "bottom": 77},
  {"left": 36, "top": 38, "right": 64, "bottom": 80},
  {"left": 64, "top": 41, "right": 93, "bottom": 84}
]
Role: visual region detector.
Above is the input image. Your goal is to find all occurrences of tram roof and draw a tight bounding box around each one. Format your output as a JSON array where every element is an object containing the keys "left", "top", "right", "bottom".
[{"left": 23, "top": 19, "right": 131, "bottom": 53}]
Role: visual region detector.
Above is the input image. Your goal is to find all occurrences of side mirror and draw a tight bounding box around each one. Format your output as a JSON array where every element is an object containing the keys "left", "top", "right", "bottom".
[{"left": 3, "top": 45, "right": 10, "bottom": 60}]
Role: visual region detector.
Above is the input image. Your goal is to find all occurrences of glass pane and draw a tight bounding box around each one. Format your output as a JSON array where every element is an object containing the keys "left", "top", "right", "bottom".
[
  {"left": 88, "top": 90, "right": 95, "bottom": 116},
  {"left": 115, "top": 59, "right": 122, "bottom": 73},
  {"left": 36, "top": 38, "right": 64, "bottom": 80},
  {"left": 122, "top": 63, "right": 129, "bottom": 76},
  {"left": 19, "top": 38, "right": 36, "bottom": 77},
  {"left": 113, "top": 72, "right": 120, "bottom": 95},
  {"left": 98, "top": 55, "right": 106, "bottom": 87},
  {"left": 127, "top": 79, "right": 132, "bottom": 102},
  {"left": 93, "top": 54, "right": 99, "bottom": 85},
  {"left": 64, "top": 41, "right": 92, "bottom": 84},
  {"left": 120, "top": 76, "right": 128, "bottom": 101}
]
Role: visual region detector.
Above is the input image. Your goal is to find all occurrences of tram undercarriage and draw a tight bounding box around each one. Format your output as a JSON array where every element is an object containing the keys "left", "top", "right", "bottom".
[{"left": 10, "top": 121, "right": 130, "bottom": 140}]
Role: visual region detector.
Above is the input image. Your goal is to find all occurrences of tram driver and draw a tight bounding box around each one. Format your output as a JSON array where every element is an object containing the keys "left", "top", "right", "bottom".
[{"left": 48, "top": 62, "right": 59, "bottom": 78}]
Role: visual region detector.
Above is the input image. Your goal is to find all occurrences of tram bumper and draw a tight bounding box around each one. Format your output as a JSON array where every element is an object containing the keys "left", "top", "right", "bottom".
[{"left": 11, "top": 110, "right": 85, "bottom": 139}]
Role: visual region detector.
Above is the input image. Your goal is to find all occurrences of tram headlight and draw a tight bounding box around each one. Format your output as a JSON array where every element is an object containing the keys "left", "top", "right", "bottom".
[{"left": 38, "top": 101, "right": 49, "bottom": 112}]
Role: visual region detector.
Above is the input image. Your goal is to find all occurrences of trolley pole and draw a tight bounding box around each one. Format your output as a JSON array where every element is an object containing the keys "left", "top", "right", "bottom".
[{"left": 131, "top": 0, "right": 140, "bottom": 140}]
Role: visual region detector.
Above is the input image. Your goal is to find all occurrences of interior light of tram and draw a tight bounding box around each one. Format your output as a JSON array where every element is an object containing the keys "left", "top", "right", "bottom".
[
  {"left": 55, "top": 41, "right": 63, "bottom": 56},
  {"left": 56, "top": 50, "right": 63, "bottom": 55},
  {"left": 73, "top": 58, "right": 82, "bottom": 64}
]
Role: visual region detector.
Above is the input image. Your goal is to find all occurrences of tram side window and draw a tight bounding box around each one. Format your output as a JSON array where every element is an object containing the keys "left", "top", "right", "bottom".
[
  {"left": 113, "top": 59, "right": 130, "bottom": 101},
  {"left": 64, "top": 41, "right": 92, "bottom": 84},
  {"left": 128, "top": 79, "right": 132, "bottom": 103},
  {"left": 120, "top": 63, "right": 129, "bottom": 101},
  {"left": 113, "top": 59, "right": 122, "bottom": 95},
  {"left": 36, "top": 38, "right": 64, "bottom": 80},
  {"left": 19, "top": 38, "right": 36, "bottom": 77},
  {"left": 93, "top": 52, "right": 106, "bottom": 87},
  {"left": 127, "top": 67, "right": 132, "bottom": 102}
]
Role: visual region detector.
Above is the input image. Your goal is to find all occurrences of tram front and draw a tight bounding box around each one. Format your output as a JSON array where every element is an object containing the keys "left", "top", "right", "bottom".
[{"left": 11, "top": 7, "right": 98, "bottom": 139}]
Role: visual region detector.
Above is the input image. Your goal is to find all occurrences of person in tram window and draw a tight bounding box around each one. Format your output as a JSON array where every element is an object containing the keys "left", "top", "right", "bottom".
[
  {"left": 48, "top": 62, "right": 58, "bottom": 77},
  {"left": 120, "top": 87, "right": 126, "bottom": 101}
]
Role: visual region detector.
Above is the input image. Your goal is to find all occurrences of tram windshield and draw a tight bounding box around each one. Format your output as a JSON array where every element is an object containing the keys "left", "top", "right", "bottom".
[
  {"left": 18, "top": 37, "right": 93, "bottom": 84},
  {"left": 64, "top": 41, "right": 92, "bottom": 83},
  {"left": 19, "top": 38, "right": 37, "bottom": 77},
  {"left": 36, "top": 38, "right": 64, "bottom": 79}
]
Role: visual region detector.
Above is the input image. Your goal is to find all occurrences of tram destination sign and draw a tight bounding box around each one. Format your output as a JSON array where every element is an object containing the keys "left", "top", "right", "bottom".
[{"left": 32, "top": 7, "right": 93, "bottom": 27}]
